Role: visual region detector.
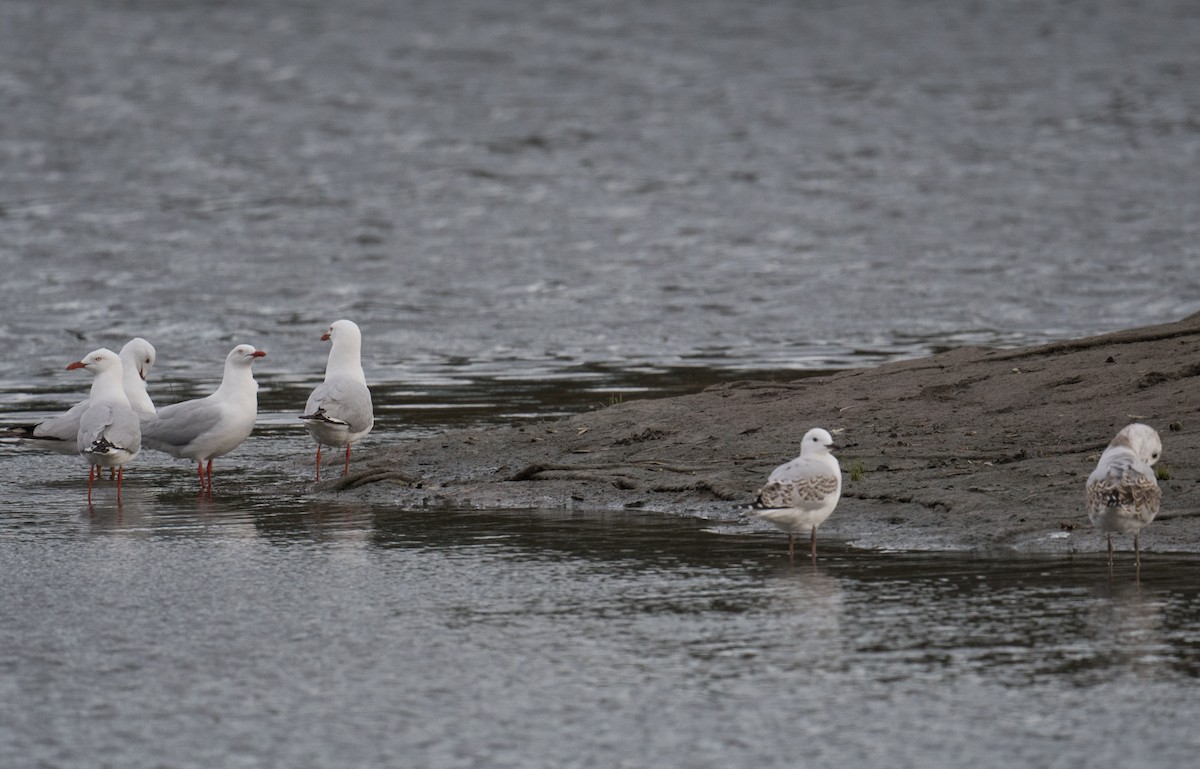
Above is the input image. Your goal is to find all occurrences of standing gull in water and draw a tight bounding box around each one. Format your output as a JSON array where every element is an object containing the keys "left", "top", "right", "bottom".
[
  {"left": 117, "top": 337, "right": 157, "bottom": 417},
  {"left": 301, "top": 319, "right": 374, "bottom": 481},
  {"left": 6, "top": 337, "right": 157, "bottom": 453},
  {"left": 751, "top": 427, "right": 843, "bottom": 560},
  {"left": 67, "top": 348, "right": 142, "bottom": 503},
  {"left": 140, "top": 344, "right": 265, "bottom": 494},
  {"left": 1086, "top": 422, "right": 1162, "bottom": 567}
]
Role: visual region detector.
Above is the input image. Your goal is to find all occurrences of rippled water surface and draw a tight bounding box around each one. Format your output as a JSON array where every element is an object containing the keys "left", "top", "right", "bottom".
[
  {"left": 3, "top": 495, "right": 1200, "bottom": 769},
  {"left": 1, "top": 0, "right": 1198, "bottom": 389}
]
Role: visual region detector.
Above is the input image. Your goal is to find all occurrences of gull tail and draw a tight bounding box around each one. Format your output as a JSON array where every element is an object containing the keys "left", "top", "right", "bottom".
[
  {"left": 83, "top": 436, "right": 130, "bottom": 457},
  {"left": 300, "top": 407, "right": 350, "bottom": 427}
]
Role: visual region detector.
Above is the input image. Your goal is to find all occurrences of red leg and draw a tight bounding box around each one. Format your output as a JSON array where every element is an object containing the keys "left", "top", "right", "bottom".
[
  {"left": 342, "top": 444, "right": 351, "bottom": 477},
  {"left": 315, "top": 444, "right": 322, "bottom": 482},
  {"left": 205, "top": 459, "right": 214, "bottom": 495},
  {"left": 116, "top": 466, "right": 123, "bottom": 502},
  {"left": 88, "top": 465, "right": 96, "bottom": 503}
]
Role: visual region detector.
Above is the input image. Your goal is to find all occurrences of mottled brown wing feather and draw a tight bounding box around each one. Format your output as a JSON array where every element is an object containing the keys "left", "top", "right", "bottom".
[
  {"left": 1121, "top": 467, "right": 1162, "bottom": 519},
  {"left": 756, "top": 475, "right": 839, "bottom": 509},
  {"left": 1087, "top": 467, "right": 1161, "bottom": 522}
]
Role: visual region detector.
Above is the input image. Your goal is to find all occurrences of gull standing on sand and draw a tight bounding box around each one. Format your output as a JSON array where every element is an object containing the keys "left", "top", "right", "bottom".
[
  {"left": 1086, "top": 422, "right": 1162, "bottom": 567},
  {"left": 6, "top": 337, "right": 157, "bottom": 453},
  {"left": 751, "top": 427, "right": 843, "bottom": 560},
  {"left": 140, "top": 344, "right": 265, "bottom": 494},
  {"left": 301, "top": 319, "right": 374, "bottom": 481},
  {"left": 67, "top": 348, "right": 142, "bottom": 503}
]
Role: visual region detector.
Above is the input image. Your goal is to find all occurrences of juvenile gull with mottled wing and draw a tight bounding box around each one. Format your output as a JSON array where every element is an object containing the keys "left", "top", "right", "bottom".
[
  {"left": 1086, "top": 422, "right": 1162, "bottom": 567},
  {"left": 751, "top": 427, "right": 843, "bottom": 560}
]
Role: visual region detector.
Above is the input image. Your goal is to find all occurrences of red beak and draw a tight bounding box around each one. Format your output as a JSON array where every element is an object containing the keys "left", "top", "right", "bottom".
[
  {"left": 321, "top": 332, "right": 331, "bottom": 341},
  {"left": 251, "top": 350, "right": 266, "bottom": 358},
  {"left": 66, "top": 361, "right": 86, "bottom": 371}
]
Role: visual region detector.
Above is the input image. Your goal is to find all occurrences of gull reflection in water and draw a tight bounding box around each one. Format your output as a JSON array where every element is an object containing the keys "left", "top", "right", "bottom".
[{"left": 1085, "top": 577, "right": 1168, "bottom": 680}]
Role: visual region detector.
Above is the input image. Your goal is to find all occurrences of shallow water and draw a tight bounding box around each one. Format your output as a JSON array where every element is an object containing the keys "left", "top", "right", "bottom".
[
  {"left": 3, "top": 491, "right": 1200, "bottom": 769},
  {"left": 5, "top": 389, "right": 1200, "bottom": 767}
]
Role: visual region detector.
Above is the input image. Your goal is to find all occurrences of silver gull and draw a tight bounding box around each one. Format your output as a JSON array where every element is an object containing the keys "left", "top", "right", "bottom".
[
  {"left": 140, "top": 344, "right": 265, "bottom": 494},
  {"left": 6, "top": 338, "right": 156, "bottom": 454},
  {"left": 66, "top": 348, "right": 142, "bottom": 503},
  {"left": 300, "top": 319, "right": 374, "bottom": 481}
]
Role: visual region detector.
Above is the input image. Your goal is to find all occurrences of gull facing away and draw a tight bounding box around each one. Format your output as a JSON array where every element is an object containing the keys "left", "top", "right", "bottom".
[
  {"left": 300, "top": 319, "right": 374, "bottom": 481},
  {"left": 751, "top": 427, "right": 843, "bottom": 560},
  {"left": 140, "top": 344, "right": 265, "bottom": 494},
  {"left": 66, "top": 348, "right": 142, "bottom": 503},
  {"left": 1086, "top": 422, "right": 1162, "bottom": 567},
  {"left": 6, "top": 338, "right": 157, "bottom": 454}
]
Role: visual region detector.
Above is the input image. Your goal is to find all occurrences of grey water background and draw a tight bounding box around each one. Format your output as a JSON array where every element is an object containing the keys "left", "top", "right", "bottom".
[{"left": 3, "top": 0, "right": 1200, "bottom": 766}]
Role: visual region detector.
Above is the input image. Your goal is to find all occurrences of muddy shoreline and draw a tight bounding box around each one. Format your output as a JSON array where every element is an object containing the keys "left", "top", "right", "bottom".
[{"left": 334, "top": 313, "right": 1200, "bottom": 553}]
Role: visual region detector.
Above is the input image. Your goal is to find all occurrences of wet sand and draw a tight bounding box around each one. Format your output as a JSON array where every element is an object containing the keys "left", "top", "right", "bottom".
[{"left": 339, "top": 313, "right": 1200, "bottom": 553}]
